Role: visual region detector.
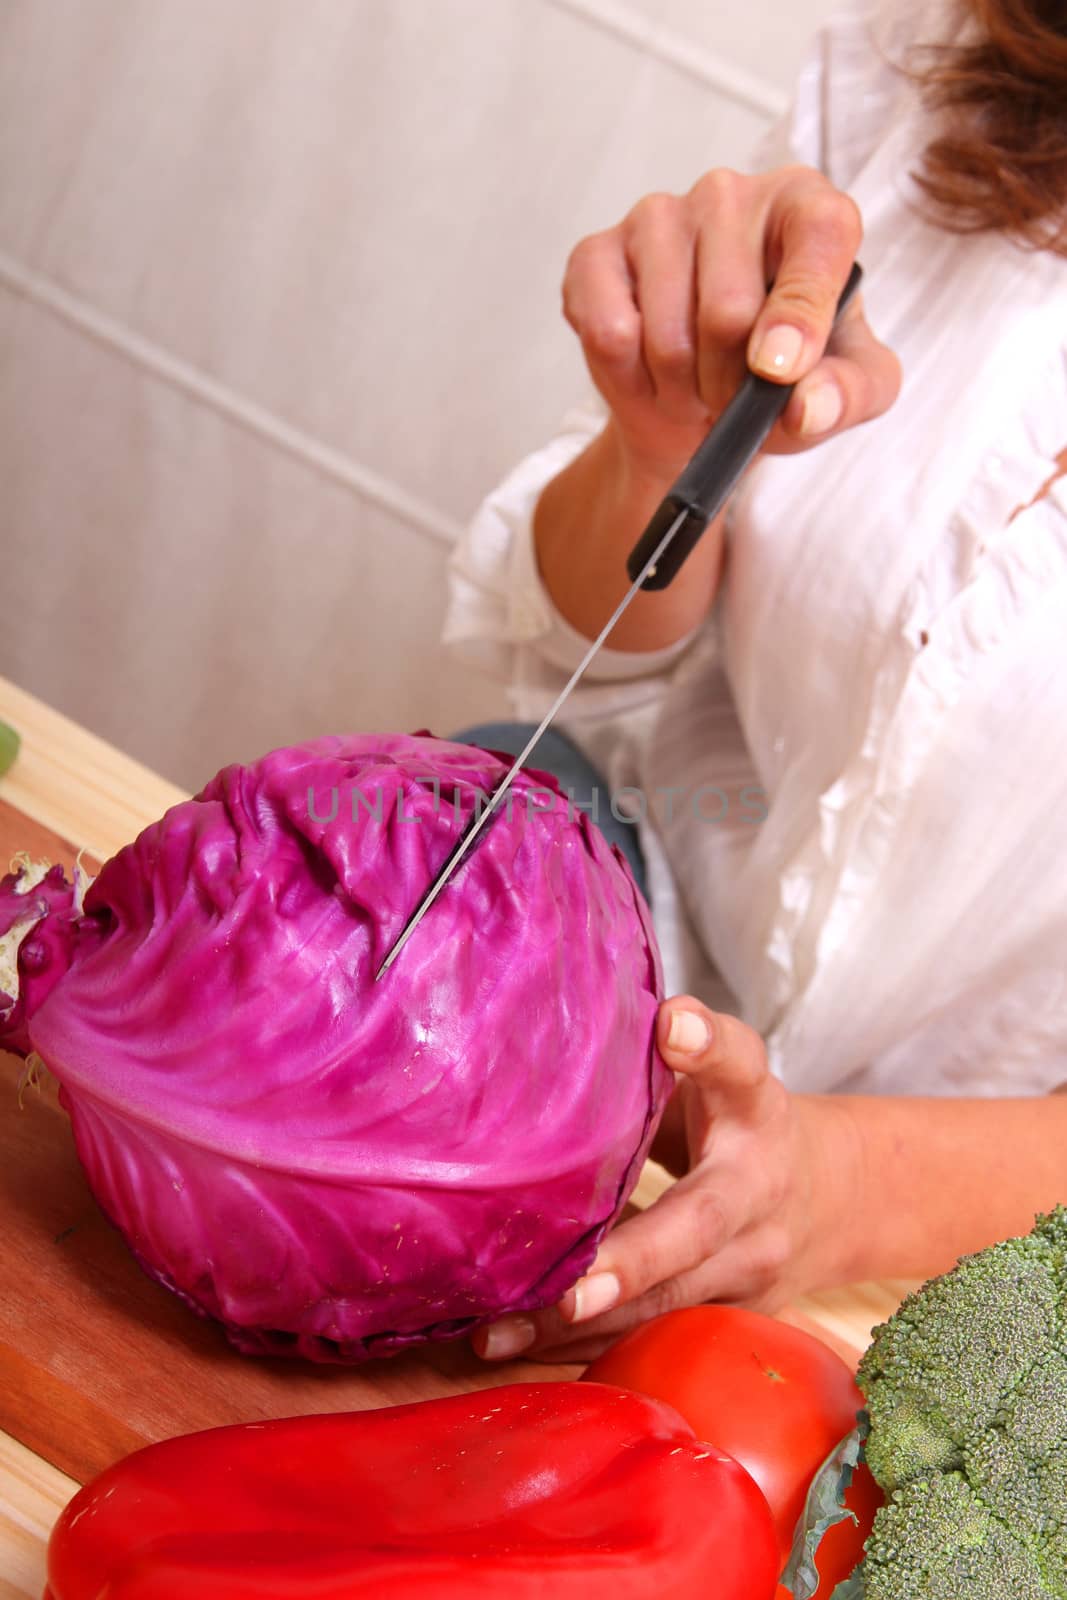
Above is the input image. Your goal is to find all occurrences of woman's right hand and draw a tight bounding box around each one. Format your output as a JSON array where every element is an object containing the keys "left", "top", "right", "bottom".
[{"left": 562, "top": 164, "right": 902, "bottom": 484}]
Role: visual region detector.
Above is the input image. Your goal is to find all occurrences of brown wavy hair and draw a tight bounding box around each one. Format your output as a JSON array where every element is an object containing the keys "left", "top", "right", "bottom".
[{"left": 912, "top": 0, "right": 1067, "bottom": 253}]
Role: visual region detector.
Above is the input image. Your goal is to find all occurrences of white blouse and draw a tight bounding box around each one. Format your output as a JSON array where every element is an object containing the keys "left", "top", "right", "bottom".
[{"left": 444, "top": 0, "right": 1067, "bottom": 1099}]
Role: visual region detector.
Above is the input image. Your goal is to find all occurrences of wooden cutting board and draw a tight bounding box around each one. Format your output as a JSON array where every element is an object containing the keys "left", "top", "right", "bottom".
[{"left": 0, "top": 795, "right": 865, "bottom": 1490}]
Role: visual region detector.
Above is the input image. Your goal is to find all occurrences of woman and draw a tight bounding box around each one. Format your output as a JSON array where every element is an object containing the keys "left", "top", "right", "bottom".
[{"left": 445, "top": 0, "right": 1067, "bottom": 1363}]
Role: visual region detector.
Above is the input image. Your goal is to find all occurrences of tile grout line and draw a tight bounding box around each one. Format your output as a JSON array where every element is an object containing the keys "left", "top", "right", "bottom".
[
  {"left": 542, "top": 0, "right": 787, "bottom": 119},
  {"left": 0, "top": 250, "right": 463, "bottom": 551}
]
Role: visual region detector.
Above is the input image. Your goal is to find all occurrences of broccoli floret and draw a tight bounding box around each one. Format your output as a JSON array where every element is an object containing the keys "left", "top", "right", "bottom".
[
  {"left": 853, "top": 1208, "right": 1067, "bottom": 1599},
  {"left": 859, "top": 1224, "right": 1061, "bottom": 1488},
  {"left": 862, "top": 1472, "right": 1052, "bottom": 1599},
  {"left": 964, "top": 1351, "right": 1067, "bottom": 1594}
]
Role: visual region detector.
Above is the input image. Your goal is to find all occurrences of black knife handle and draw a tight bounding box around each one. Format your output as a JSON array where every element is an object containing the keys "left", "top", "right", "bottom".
[{"left": 626, "top": 261, "right": 863, "bottom": 590}]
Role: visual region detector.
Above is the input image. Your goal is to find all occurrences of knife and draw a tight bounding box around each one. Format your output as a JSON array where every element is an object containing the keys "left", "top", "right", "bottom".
[{"left": 375, "top": 262, "right": 863, "bottom": 980}]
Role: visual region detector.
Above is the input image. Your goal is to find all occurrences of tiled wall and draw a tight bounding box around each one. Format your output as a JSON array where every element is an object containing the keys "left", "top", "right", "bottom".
[{"left": 0, "top": 0, "right": 837, "bottom": 788}]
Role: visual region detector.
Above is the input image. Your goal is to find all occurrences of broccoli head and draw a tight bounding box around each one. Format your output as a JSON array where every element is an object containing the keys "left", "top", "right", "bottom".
[
  {"left": 861, "top": 1471, "right": 1053, "bottom": 1599},
  {"left": 851, "top": 1207, "right": 1067, "bottom": 1599}
]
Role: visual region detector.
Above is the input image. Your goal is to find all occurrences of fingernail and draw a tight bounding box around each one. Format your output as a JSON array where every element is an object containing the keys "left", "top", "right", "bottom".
[
  {"left": 798, "top": 381, "right": 843, "bottom": 437},
  {"left": 480, "top": 1317, "right": 537, "bottom": 1361},
  {"left": 666, "top": 1009, "right": 711, "bottom": 1054},
  {"left": 572, "top": 1272, "right": 622, "bottom": 1323},
  {"left": 750, "top": 324, "right": 805, "bottom": 380}
]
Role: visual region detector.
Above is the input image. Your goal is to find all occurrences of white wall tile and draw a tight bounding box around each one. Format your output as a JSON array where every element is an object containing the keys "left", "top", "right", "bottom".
[
  {"left": 572, "top": 0, "right": 842, "bottom": 95},
  {"left": 0, "top": 0, "right": 836, "bottom": 789},
  {"left": 0, "top": 0, "right": 769, "bottom": 524},
  {"left": 0, "top": 291, "right": 506, "bottom": 791}
]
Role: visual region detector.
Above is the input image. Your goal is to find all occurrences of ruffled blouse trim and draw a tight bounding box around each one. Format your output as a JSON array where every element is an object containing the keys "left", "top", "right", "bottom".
[{"left": 763, "top": 351, "right": 1067, "bottom": 1087}]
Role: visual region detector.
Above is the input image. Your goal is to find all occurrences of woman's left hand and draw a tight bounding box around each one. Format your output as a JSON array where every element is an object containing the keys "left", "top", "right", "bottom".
[{"left": 473, "top": 997, "right": 860, "bottom": 1364}]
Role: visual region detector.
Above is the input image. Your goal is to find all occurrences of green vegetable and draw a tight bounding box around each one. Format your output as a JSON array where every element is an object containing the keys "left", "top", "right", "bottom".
[
  {"left": 781, "top": 1421, "right": 868, "bottom": 1600},
  {"left": 859, "top": 1472, "right": 1055, "bottom": 1599},
  {"left": 0, "top": 720, "right": 19, "bottom": 777},
  {"left": 850, "top": 1208, "right": 1067, "bottom": 1598}
]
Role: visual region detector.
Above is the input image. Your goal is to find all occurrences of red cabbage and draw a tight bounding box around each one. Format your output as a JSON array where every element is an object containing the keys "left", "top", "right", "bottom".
[{"left": 3, "top": 735, "right": 669, "bottom": 1361}]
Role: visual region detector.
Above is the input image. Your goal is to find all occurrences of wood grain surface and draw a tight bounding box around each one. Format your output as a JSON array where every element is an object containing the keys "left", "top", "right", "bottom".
[
  {"left": 0, "top": 1433, "right": 75, "bottom": 1600},
  {"left": 0, "top": 677, "right": 184, "bottom": 864}
]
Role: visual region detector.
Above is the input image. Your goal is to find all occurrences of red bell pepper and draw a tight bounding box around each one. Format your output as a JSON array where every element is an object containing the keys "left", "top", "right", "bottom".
[{"left": 45, "top": 1382, "right": 779, "bottom": 1599}]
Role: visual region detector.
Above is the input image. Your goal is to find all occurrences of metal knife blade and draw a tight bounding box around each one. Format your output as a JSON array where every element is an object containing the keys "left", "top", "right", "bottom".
[{"left": 374, "top": 262, "right": 864, "bottom": 979}]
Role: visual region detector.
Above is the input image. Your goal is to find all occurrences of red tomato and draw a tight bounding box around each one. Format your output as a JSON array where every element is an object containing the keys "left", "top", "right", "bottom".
[{"left": 584, "top": 1306, "right": 878, "bottom": 1574}]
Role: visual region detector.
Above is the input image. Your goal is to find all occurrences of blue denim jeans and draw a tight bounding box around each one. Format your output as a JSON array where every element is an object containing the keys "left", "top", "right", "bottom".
[{"left": 451, "top": 721, "right": 648, "bottom": 900}]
